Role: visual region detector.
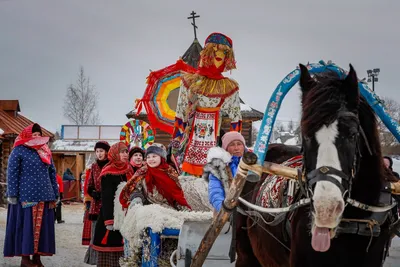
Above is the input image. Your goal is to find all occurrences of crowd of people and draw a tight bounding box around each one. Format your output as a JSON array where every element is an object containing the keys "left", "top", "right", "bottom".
[{"left": 3, "top": 31, "right": 400, "bottom": 267}]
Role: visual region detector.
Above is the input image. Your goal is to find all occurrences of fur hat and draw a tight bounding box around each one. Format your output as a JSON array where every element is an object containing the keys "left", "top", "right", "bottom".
[
  {"left": 94, "top": 141, "right": 110, "bottom": 152},
  {"left": 145, "top": 145, "right": 167, "bottom": 159},
  {"left": 129, "top": 146, "right": 144, "bottom": 160},
  {"left": 221, "top": 131, "right": 245, "bottom": 151}
]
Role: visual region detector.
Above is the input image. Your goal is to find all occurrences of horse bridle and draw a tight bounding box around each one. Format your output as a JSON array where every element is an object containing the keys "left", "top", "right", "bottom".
[{"left": 300, "top": 111, "right": 368, "bottom": 200}]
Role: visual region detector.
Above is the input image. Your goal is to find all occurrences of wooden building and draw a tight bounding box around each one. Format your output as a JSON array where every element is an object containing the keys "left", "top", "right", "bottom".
[
  {"left": 0, "top": 100, "right": 54, "bottom": 206},
  {"left": 51, "top": 125, "right": 121, "bottom": 201}
]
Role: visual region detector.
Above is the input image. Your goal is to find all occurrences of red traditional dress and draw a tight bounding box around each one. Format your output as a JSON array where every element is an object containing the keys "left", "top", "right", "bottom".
[{"left": 92, "top": 143, "right": 133, "bottom": 267}]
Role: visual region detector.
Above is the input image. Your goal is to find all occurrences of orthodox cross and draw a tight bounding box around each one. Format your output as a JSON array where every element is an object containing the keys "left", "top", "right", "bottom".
[{"left": 187, "top": 11, "right": 200, "bottom": 40}]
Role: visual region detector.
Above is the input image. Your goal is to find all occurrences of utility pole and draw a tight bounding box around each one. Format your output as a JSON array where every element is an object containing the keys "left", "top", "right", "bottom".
[{"left": 367, "top": 68, "right": 380, "bottom": 91}]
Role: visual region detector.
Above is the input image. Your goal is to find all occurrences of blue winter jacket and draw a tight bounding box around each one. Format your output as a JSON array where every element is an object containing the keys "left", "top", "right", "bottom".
[
  {"left": 7, "top": 145, "right": 58, "bottom": 202},
  {"left": 208, "top": 156, "right": 240, "bottom": 212}
]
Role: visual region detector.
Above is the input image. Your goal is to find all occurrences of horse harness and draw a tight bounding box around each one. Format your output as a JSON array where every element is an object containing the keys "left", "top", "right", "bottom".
[{"left": 236, "top": 111, "right": 400, "bottom": 252}]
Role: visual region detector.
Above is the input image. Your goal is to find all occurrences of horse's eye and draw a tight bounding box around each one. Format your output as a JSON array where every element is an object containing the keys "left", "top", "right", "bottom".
[{"left": 349, "top": 131, "right": 358, "bottom": 139}]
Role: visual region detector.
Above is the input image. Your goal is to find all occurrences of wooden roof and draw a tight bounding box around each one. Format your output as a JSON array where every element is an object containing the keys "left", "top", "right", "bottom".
[
  {"left": 182, "top": 39, "right": 203, "bottom": 68},
  {"left": 0, "top": 101, "right": 53, "bottom": 138},
  {"left": 0, "top": 100, "right": 21, "bottom": 112}
]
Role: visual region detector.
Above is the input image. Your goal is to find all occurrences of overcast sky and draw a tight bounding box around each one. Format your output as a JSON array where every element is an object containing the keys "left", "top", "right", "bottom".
[{"left": 1, "top": 0, "right": 399, "bottom": 132}]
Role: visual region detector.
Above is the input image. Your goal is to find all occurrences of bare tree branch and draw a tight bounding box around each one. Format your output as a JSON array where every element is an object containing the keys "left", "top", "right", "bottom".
[
  {"left": 63, "top": 66, "right": 101, "bottom": 125},
  {"left": 378, "top": 96, "right": 400, "bottom": 154}
]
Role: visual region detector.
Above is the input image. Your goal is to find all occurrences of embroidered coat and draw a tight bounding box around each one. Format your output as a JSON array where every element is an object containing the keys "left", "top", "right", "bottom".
[
  {"left": 87, "top": 160, "right": 108, "bottom": 220},
  {"left": 171, "top": 73, "right": 242, "bottom": 176}
]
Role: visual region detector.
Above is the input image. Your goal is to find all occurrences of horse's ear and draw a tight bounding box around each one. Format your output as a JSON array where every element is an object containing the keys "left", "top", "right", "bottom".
[
  {"left": 299, "top": 64, "right": 315, "bottom": 93},
  {"left": 343, "top": 64, "right": 360, "bottom": 109}
]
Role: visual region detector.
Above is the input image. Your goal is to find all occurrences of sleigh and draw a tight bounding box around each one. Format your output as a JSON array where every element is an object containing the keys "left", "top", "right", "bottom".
[{"left": 117, "top": 175, "right": 236, "bottom": 267}]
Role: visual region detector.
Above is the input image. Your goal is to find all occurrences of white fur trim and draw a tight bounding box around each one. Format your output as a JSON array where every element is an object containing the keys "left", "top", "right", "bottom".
[
  {"left": 113, "top": 181, "right": 127, "bottom": 230},
  {"left": 179, "top": 175, "right": 213, "bottom": 212},
  {"left": 120, "top": 204, "right": 212, "bottom": 255},
  {"left": 206, "top": 147, "right": 232, "bottom": 164}
]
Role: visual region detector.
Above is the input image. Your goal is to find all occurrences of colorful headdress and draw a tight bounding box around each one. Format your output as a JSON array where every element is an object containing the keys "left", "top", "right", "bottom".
[
  {"left": 205, "top": 32, "right": 233, "bottom": 48},
  {"left": 200, "top": 32, "right": 236, "bottom": 71}
]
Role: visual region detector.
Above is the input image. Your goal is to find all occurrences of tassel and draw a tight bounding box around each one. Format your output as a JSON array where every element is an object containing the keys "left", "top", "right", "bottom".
[{"left": 101, "top": 230, "right": 110, "bottom": 245}]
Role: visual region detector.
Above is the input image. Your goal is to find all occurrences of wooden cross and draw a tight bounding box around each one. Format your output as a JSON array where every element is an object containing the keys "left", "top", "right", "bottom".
[{"left": 187, "top": 11, "right": 200, "bottom": 40}]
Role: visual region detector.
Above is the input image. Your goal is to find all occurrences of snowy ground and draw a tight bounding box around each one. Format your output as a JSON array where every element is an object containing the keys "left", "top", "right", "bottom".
[
  {"left": 0, "top": 203, "right": 89, "bottom": 267},
  {"left": 0, "top": 203, "right": 399, "bottom": 266}
]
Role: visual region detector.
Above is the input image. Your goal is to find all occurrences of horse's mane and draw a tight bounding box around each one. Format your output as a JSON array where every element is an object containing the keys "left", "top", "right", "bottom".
[
  {"left": 301, "top": 71, "right": 388, "bottom": 204},
  {"left": 301, "top": 72, "right": 346, "bottom": 137}
]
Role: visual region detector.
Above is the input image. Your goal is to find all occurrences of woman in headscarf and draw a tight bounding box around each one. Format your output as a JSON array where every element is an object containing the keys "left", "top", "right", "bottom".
[
  {"left": 3, "top": 124, "right": 58, "bottom": 267},
  {"left": 120, "top": 144, "right": 190, "bottom": 211},
  {"left": 92, "top": 142, "right": 133, "bottom": 267},
  {"left": 83, "top": 141, "right": 110, "bottom": 265}
]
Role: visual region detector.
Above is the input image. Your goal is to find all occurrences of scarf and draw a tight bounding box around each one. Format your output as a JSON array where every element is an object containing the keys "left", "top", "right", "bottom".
[
  {"left": 145, "top": 159, "right": 190, "bottom": 209},
  {"left": 14, "top": 124, "right": 51, "bottom": 165},
  {"left": 196, "top": 63, "right": 225, "bottom": 80},
  {"left": 100, "top": 142, "right": 133, "bottom": 178}
]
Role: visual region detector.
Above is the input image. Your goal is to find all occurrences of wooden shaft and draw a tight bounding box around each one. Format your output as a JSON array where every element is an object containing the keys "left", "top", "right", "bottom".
[
  {"left": 242, "top": 160, "right": 301, "bottom": 181},
  {"left": 190, "top": 152, "right": 257, "bottom": 267},
  {"left": 391, "top": 181, "right": 400, "bottom": 195}
]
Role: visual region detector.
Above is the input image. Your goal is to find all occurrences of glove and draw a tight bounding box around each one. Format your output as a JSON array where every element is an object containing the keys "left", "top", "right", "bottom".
[
  {"left": 7, "top": 197, "right": 17, "bottom": 205},
  {"left": 106, "top": 225, "right": 114, "bottom": 231},
  {"left": 92, "top": 191, "right": 101, "bottom": 200}
]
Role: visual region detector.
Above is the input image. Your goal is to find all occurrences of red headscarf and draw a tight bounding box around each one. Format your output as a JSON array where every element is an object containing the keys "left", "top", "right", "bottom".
[
  {"left": 145, "top": 158, "right": 190, "bottom": 209},
  {"left": 13, "top": 124, "right": 52, "bottom": 165},
  {"left": 100, "top": 142, "right": 133, "bottom": 178}
]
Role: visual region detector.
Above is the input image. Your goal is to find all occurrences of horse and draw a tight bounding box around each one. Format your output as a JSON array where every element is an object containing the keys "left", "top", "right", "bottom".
[{"left": 236, "top": 64, "right": 398, "bottom": 267}]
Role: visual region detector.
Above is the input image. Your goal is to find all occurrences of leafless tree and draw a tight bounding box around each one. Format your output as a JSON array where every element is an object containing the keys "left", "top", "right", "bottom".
[
  {"left": 378, "top": 97, "right": 400, "bottom": 154},
  {"left": 288, "top": 119, "right": 294, "bottom": 132},
  {"left": 63, "top": 66, "right": 100, "bottom": 125}
]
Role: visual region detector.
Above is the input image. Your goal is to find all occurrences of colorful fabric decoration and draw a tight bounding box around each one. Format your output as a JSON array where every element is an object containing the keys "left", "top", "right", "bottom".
[
  {"left": 120, "top": 119, "right": 154, "bottom": 150},
  {"left": 135, "top": 59, "right": 196, "bottom": 134},
  {"left": 205, "top": 32, "right": 233, "bottom": 48}
]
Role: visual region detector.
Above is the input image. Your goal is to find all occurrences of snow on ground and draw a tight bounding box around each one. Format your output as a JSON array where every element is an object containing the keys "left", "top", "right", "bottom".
[
  {"left": 0, "top": 203, "right": 89, "bottom": 267},
  {"left": 0, "top": 202, "right": 399, "bottom": 266}
]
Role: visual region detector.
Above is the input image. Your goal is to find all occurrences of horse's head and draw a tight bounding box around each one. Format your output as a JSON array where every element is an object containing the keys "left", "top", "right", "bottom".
[{"left": 299, "top": 64, "right": 361, "bottom": 252}]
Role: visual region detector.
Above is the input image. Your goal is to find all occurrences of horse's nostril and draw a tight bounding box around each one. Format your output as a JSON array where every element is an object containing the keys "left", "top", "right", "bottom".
[{"left": 335, "top": 201, "right": 344, "bottom": 215}]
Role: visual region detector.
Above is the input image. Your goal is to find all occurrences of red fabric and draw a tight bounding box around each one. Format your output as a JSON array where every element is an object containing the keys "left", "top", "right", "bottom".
[
  {"left": 196, "top": 64, "right": 225, "bottom": 80},
  {"left": 145, "top": 159, "right": 190, "bottom": 209},
  {"left": 83, "top": 168, "right": 91, "bottom": 199},
  {"left": 14, "top": 124, "right": 52, "bottom": 165},
  {"left": 138, "top": 59, "right": 196, "bottom": 134},
  {"left": 101, "top": 230, "right": 110, "bottom": 245},
  {"left": 56, "top": 174, "right": 64, "bottom": 193},
  {"left": 100, "top": 143, "right": 133, "bottom": 179},
  {"left": 81, "top": 210, "right": 91, "bottom": 245}
]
